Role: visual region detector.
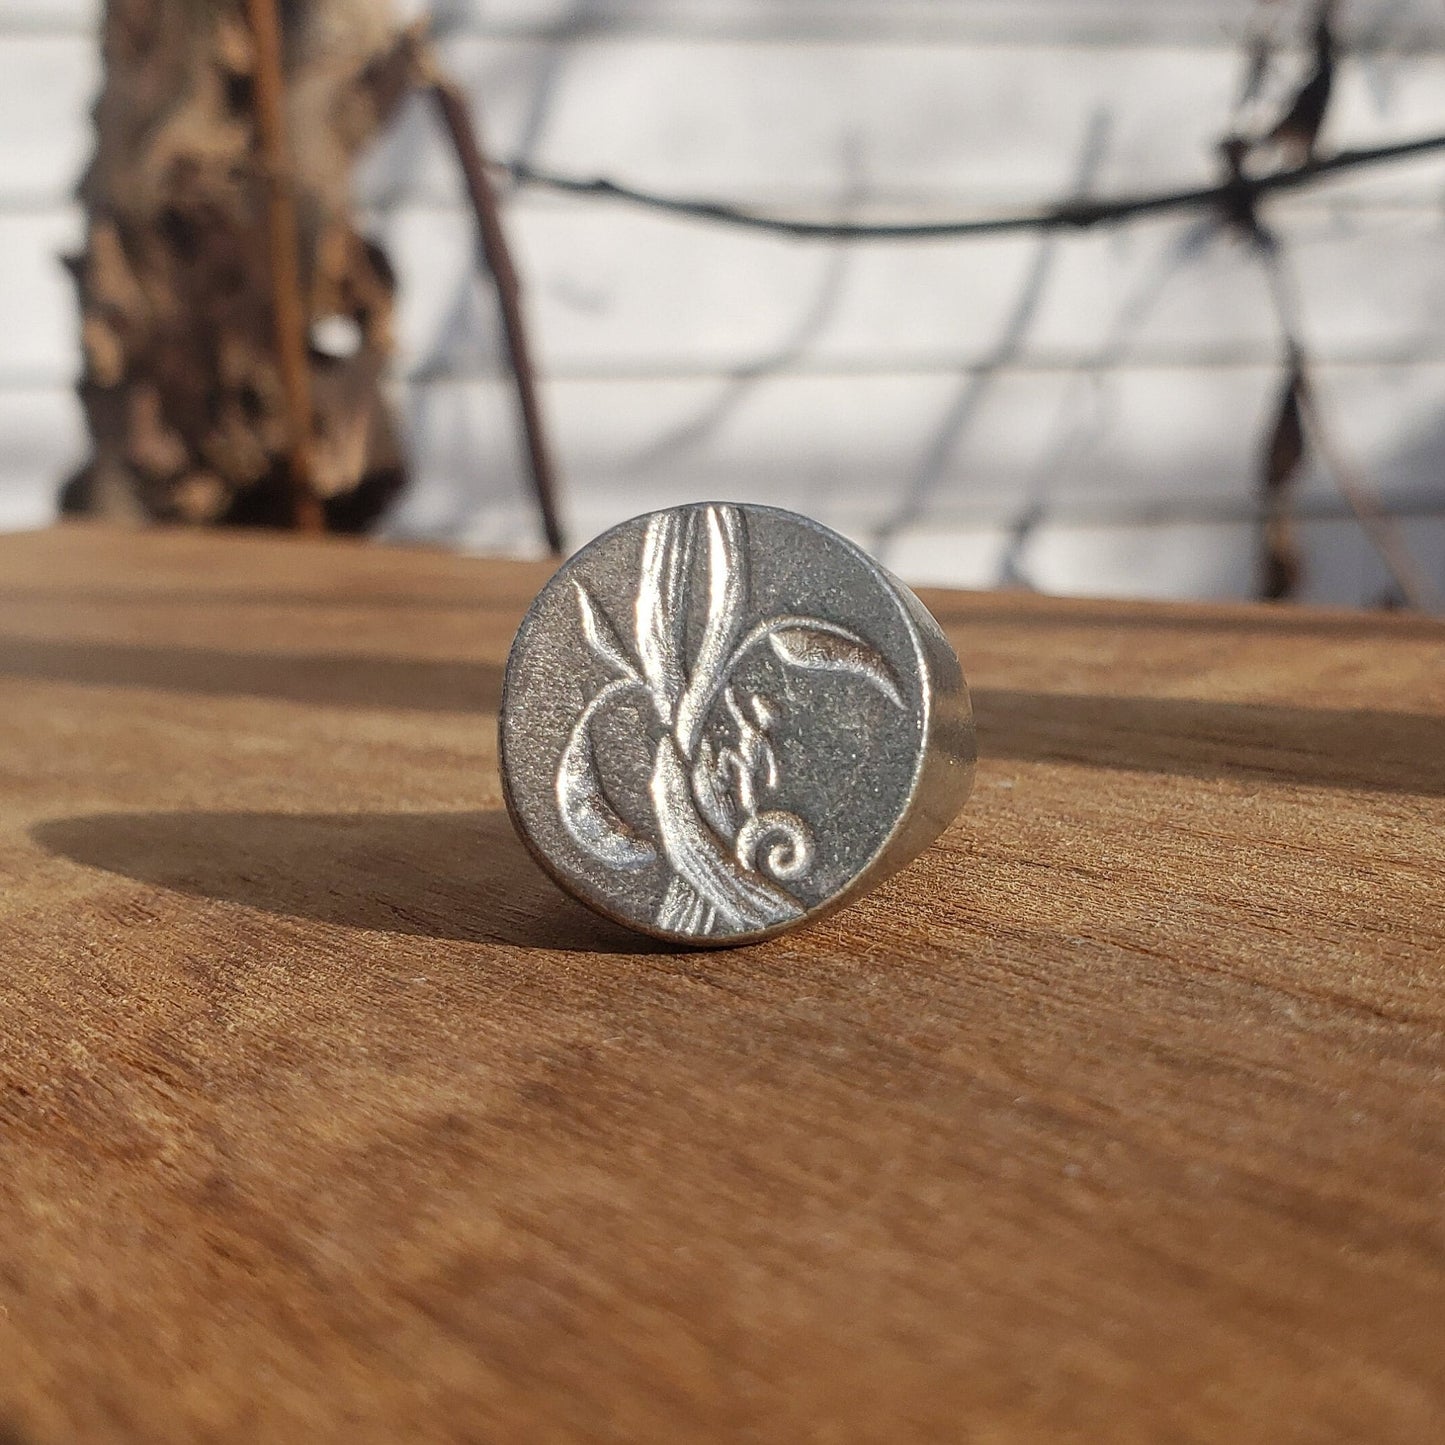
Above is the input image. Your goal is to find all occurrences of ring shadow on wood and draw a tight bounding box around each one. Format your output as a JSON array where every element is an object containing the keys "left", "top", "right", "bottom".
[{"left": 29, "top": 809, "right": 651, "bottom": 952}]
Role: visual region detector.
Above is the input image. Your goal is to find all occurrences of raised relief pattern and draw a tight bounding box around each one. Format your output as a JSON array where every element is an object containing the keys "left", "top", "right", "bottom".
[{"left": 557, "top": 506, "right": 904, "bottom": 937}]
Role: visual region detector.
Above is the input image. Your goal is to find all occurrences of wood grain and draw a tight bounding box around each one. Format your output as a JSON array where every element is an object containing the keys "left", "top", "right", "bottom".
[{"left": 0, "top": 524, "right": 1442, "bottom": 1444}]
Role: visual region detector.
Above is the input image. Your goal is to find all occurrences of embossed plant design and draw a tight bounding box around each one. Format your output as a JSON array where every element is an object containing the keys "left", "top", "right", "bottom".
[{"left": 557, "top": 505, "right": 904, "bottom": 937}]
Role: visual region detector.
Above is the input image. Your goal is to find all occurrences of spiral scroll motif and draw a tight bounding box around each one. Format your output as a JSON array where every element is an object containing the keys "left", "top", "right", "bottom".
[{"left": 735, "top": 812, "right": 815, "bottom": 883}]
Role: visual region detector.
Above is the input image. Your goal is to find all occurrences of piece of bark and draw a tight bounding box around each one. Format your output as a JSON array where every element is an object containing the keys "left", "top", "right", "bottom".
[{"left": 62, "top": 0, "right": 422, "bottom": 532}]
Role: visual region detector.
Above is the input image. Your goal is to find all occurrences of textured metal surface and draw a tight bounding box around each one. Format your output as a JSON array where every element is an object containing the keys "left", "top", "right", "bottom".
[{"left": 499, "top": 503, "right": 975, "bottom": 945}]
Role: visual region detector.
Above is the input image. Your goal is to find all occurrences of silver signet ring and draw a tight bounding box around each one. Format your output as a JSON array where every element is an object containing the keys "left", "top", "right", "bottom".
[{"left": 500, "top": 503, "right": 975, "bottom": 946}]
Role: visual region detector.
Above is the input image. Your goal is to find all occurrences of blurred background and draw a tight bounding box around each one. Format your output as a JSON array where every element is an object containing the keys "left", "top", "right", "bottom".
[{"left": 2, "top": 0, "right": 1444, "bottom": 606}]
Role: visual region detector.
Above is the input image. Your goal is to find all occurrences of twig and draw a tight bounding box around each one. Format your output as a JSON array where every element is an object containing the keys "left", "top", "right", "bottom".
[
  {"left": 1257, "top": 246, "right": 1437, "bottom": 611},
  {"left": 244, "top": 0, "right": 323, "bottom": 533},
  {"left": 503, "top": 131, "right": 1445, "bottom": 242},
  {"left": 427, "top": 63, "right": 565, "bottom": 556}
]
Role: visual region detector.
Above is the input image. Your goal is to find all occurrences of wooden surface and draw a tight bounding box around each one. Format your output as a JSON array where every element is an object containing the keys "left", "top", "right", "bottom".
[{"left": 1, "top": 524, "right": 1443, "bottom": 1444}]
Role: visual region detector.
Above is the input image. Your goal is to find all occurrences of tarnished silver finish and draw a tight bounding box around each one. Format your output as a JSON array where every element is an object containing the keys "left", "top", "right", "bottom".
[{"left": 499, "top": 503, "right": 975, "bottom": 946}]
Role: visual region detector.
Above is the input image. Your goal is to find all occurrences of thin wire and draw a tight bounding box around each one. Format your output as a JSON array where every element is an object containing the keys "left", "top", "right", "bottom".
[{"left": 503, "top": 131, "right": 1445, "bottom": 241}]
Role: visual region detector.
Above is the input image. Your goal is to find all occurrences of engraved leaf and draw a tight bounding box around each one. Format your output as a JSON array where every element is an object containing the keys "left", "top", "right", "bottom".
[
  {"left": 766, "top": 621, "right": 904, "bottom": 708},
  {"left": 757, "top": 735, "right": 780, "bottom": 791},
  {"left": 574, "top": 581, "right": 638, "bottom": 680},
  {"left": 634, "top": 510, "right": 688, "bottom": 711},
  {"left": 691, "top": 738, "right": 736, "bottom": 839},
  {"left": 675, "top": 505, "right": 748, "bottom": 751},
  {"left": 555, "top": 680, "right": 655, "bottom": 868},
  {"left": 650, "top": 736, "right": 801, "bottom": 931}
]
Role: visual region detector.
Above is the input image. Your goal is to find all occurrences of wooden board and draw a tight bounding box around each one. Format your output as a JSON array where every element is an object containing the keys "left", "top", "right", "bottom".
[
  {"left": 16, "top": 201, "right": 1445, "bottom": 384},
  {"left": 0, "top": 390, "right": 84, "bottom": 530},
  {"left": 1, "top": 524, "right": 1442, "bottom": 1443},
  {"left": 5, "top": 359, "right": 1444, "bottom": 607},
  {"left": 10, "top": 201, "right": 1445, "bottom": 387},
  {"left": 385, "top": 364, "right": 1445, "bottom": 536},
  {"left": 364, "top": 36, "right": 1445, "bottom": 207},
  {"left": 0, "top": 36, "right": 95, "bottom": 204},
  {"left": 2, "top": 11, "right": 1442, "bottom": 600},
  {"left": 372, "top": 204, "right": 1445, "bottom": 377},
  {"left": 10, "top": 0, "right": 1445, "bottom": 47},
  {"left": 8, "top": 31, "right": 1445, "bottom": 211}
]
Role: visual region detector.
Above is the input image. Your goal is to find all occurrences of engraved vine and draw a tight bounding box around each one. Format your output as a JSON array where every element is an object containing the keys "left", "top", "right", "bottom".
[{"left": 556, "top": 504, "right": 904, "bottom": 937}]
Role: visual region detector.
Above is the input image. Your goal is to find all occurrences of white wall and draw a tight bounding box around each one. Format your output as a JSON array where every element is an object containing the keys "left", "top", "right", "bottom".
[
  {"left": 0, "top": 1, "right": 94, "bottom": 531},
  {"left": 3, "top": 0, "right": 1445, "bottom": 605}
]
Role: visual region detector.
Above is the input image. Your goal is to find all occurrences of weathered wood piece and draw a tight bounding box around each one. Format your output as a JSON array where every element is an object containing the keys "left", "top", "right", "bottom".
[
  {"left": 63, "top": 0, "right": 419, "bottom": 530},
  {"left": 0, "top": 525, "right": 1442, "bottom": 1443}
]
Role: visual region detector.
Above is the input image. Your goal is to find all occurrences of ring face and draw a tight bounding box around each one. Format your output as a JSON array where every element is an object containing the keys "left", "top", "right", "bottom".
[{"left": 500, "top": 503, "right": 974, "bottom": 946}]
